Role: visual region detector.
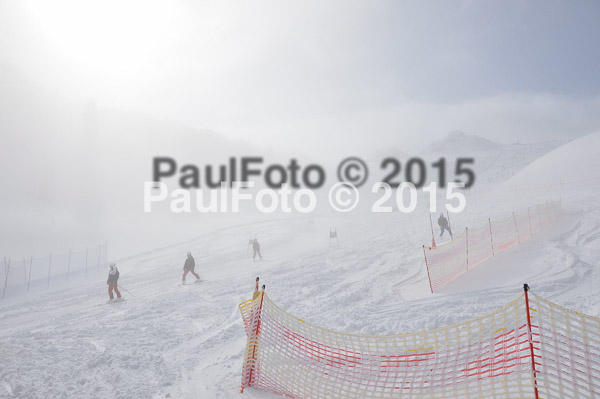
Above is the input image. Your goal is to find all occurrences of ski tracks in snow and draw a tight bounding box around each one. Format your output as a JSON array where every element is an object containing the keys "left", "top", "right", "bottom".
[{"left": 2, "top": 200, "right": 600, "bottom": 398}]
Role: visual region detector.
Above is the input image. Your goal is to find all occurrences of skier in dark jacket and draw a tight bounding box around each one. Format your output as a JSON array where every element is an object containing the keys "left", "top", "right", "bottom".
[
  {"left": 438, "top": 213, "right": 453, "bottom": 238},
  {"left": 252, "top": 239, "right": 262, "bottom": 261},
  {"left": 182, "top": 252, "right": 200, "bottom": 283},
  {"left": 107, "top": 262, "right": 122, "bottom": 301}
]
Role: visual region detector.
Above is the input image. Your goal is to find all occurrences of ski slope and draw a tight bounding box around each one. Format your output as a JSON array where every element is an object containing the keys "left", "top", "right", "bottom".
[{"left": 1, "top": 132, "right": 600, "bottom": 399}]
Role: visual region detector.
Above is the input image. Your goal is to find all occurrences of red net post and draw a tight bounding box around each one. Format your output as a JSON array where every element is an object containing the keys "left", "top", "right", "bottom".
[
  {"left": 523, "top": 284, "right": 540, "bottom": 399},
  {"left": 423, "top": 245, "right": 434, "bottom": 293},
  {"left": 241, "top": 284, "right": 266, "bottom": 392},
  {"left": 429, "top": 214, "right": 436, "bottom": 248}
]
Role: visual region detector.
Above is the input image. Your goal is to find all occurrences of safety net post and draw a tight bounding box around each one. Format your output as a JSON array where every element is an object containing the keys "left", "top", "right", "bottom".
[
  {"left": 1, "top": 258, "right": 9, "bottom": 299},
  {"left": 240, "top": 284, "right": 266, "bottom": 392},
  {"left": 423, "top": 245, "right": 434, "bottom": 294},
  {"left": 523, "top": 284, "right": 540, "bottom": 399}
]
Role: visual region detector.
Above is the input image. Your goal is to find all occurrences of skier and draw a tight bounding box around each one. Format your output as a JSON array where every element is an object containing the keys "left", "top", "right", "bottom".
[
  {"left": 182, "top": 252, "right": 200, "bottom": 284},
  {"left": 252, "top": 239, "right": 262, "bottom": 261},
  {"left": 438, "top": 213, "right": 453, "bottom": 238},
  {"left": 329, "top": 228, "right": 339, "bottom": 247},
  {"left": 107, "top": 262, "right": 122, "bottom": 302}
]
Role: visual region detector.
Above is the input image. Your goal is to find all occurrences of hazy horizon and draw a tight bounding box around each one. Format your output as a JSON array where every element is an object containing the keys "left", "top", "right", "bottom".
[
  {"left": 2, "top": 1, "right": 600, "bottom": 153},
  {"left": 2, "top": 1, "right": 600, "bottom": 259}
]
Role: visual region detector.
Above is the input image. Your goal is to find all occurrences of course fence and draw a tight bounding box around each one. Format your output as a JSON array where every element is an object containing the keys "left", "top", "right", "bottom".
[
  {"left": 423, "top": 200, "right": 561, "bottom": 293},
  {"left": 239, "top": 284, "right": 600, "bottom": 399},
  {"left": 1, "top": 242, "right": 108, "bottom": 299}
]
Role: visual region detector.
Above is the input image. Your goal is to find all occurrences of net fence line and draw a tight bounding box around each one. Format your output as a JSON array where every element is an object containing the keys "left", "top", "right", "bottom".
[
  {"left": 1, "top": 242, "right": 108, "bottom": 299},
  {"left": 424, "top": 200, "right": 561, "bottom": 293},
  {"left": 239, "top": 286, "right": 600, "bottom": 399}
]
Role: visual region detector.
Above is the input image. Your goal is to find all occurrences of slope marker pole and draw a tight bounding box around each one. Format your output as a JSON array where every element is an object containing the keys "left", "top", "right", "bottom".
[
  {"left": 47, "top": 253, "right": 52, "bottom": 287},
  {"left": 243, "top": 285, "right": 266, "bottom": 392},
  {"left": 513, "top": 212, "right": 521, "bottom": 244},
  {"left": 488, "top": 218, "right": 495, "bottom": 256},
  {"left": 465, "top": 227, "right": 469, "bottom": 270},
  {"left": 423, "top": 245, "right": 434, "bottom": 293},
  {"left": 67, "top": 251, "right": 72, "bottom": 281},
  {"left": 429, "top": 214, "right": 436, "bottom": 248},
  {"left": 523, "top": 284, "right": 540, "bottom": 399},
  {"left": 27, "top": 257, "right": 33, "bottom": 293},
  {"left": 1, "top": 259, "right": 9, "bottom": 300}
]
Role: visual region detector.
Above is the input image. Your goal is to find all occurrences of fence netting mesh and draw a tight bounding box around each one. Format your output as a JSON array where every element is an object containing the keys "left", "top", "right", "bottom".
[
  {"left": 240, "top": 289, "right": 600, "bottom": 399},
  {"left": 425, "top": 200, "right": 560, "bottom": 292},
  {"left": 1, "top": 243, "right": 108, "bottom": 298},
  {"left": 528, "top": 293, "right": 600, "bottom": 399}
]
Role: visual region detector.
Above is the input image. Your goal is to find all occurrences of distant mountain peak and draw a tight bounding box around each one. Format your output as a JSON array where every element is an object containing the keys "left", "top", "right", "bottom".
[
  {"left": 448, "top": 130, "right": 466, "bottom": 138},
  {"left": 424, "top": 131, "right": 502, "bottom": 154}
]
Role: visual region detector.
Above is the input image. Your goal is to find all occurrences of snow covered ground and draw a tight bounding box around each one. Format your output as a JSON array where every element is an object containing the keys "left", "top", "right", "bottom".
[{"left": 1, "top": 132, "right": 600, "bottom": 399}]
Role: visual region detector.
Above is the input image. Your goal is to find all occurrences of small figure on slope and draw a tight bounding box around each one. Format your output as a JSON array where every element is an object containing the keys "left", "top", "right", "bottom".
[
  {"left": 329, "top": 228, "right": 339, "bottom": 247},
  {"left": 107, "top": 262, "right": 122, "bottom": 302},
  {"left": 182, "top": 252, "right": 201, "bottom": 284},
  {"left": 251, "top": 239, "right": 262, "bottom": 262},
  {"left": 438, "top": 213, "right": 453, "bottom": 238}
]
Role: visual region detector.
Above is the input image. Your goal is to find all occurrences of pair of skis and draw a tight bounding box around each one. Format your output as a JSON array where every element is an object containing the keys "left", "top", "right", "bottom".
[
  {"left": 179, "top": 279, "right": 203, "bottom": 286},
  {"left": 102, "top": 284, "right": 133, "bottom": 305}
]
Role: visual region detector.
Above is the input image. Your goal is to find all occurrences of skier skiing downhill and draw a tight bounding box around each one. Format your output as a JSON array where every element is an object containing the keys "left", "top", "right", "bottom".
[
  {"left": 182, "top": 252, "right": 200, "bottom": 284},
  {"left": 107, "top": 262, "right": 122, "bottom": 302},
  {"left": 438, "top": 213, "right": 453, "bottom": 238},
  {"left": 252, "top": 239, "right": 262, "bottom": 261}
]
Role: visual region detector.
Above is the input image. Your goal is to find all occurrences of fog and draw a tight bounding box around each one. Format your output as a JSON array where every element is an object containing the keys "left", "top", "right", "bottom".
[{"left": 1, "top": 0, "right": 600, "bottom": 259}]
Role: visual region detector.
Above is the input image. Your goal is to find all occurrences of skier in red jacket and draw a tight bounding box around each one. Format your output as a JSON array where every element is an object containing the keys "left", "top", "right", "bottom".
[{"left": 107, "top": 262, "right": 122, "bottom": 302}]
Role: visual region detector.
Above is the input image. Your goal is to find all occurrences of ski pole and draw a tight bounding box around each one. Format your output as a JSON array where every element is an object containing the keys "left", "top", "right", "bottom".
[{"left": 118, "top": 284, "right": 135, "bottom": 296}]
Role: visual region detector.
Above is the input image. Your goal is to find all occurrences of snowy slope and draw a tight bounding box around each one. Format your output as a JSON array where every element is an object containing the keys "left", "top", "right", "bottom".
[
  {"left": 1, "top": 132, "right": 600, "bottom": 399},
  {"left": 420, "top": 131, "right": 563, "bottom": 189}
]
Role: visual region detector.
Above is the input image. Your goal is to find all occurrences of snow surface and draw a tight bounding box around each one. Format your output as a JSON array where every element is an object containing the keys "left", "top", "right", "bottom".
[{"left": 1, "top": 132, "right": 600, "bottom": 398}]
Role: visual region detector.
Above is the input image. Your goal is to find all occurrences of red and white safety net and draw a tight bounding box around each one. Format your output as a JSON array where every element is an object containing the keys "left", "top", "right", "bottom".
[
  {"left": 528, "top": 292, "right": 600, "bottom": 398},
  {"left": 424, "top": 232, "right": 468, "bottom": 291},
  {"left": 424, "top": 200, "right": 560, "bottom": 293},
  {"left": 240, "top": 292, "right": 536, "bottom": 399},
  {"left": 240, "top": 290, "right": 600, "bottom": 399},
  {"left": 491, "top": 216, "right": 520, "bottom": 253}
]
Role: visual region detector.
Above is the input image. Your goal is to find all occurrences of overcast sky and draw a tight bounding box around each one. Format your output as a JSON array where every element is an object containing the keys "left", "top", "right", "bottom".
[
  {"left": 2, "top": 0, "right": 600, "bottom": 258},
  {"left": 2, "top": 0, "right": 600, "bottom": 152}
]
